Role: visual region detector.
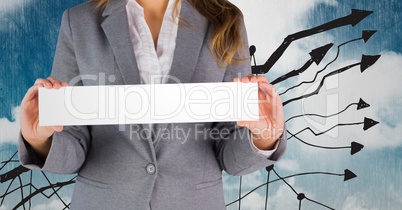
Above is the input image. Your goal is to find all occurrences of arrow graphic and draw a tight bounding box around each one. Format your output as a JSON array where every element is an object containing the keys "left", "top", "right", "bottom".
[
  {"left": 279, "top": 30, "right": 377, "bottom": 95},
  {"left": 283, "top": 54, "right": 380, "bottom": 106},
  {"left": 287, "top": 117, "right": 379, "bottom": 141},
  {"left": 252, "top": 9, "right": 373, "bottom": 74},
  {"left": 286, "top": 98, "right": 370, "bottom": 123},
  {"left": 271, "top": 43, "right": 334, "bottom": 85},
  {"left": 287, "top": 129, "right": 364, "bottom": 155}
]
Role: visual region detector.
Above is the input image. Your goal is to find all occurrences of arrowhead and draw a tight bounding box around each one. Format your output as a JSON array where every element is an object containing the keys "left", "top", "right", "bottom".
[
  {"left": 360, "top": 54, "right": 381, "bottom": 72},
  {"left": 266, "top": 165, "right": 274, "bottom": 172},
  {"left": 362, "top": 30, "right": 377, "bottom": 43},
  {"left": 351, "top": 142, "right": 364, "bottom": 155},
  {"left": 350, "top": 9, "right": 373, "bottom": 26},
  {"left": 309, "top": 43, "right": 334, "bottom": 65},
  {"left": 344, "top": 169, "right": 357, "bottom": 181},
  {"left": 363, "top": 117, "right": 379, "bottom": 131},
  {"left": 357, "top": 98, "right": 370, "bottom": 110},
  {"left": 249, "top": 45, "right": 256, "bottom": 56}
]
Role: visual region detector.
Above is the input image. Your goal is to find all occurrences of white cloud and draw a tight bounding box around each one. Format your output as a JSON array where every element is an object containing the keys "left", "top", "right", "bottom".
[
  {"left": 276, "top": 159, "right": 301, "bottom": 172},
  {"left": 31, "top": 197, "right": 71, "bottom": 210},
  {"left": 239, "top": 190, "right": 266, "bottom": 210},
  {"left": 0, "top": 106, "right": 20, "bottom": 144},
  {"left": 342, "top": 196, "right": 379, "bottom": 210},
  {"left": 0, "top": 205, "right": 8, "bottom": 210},
  {"left": 268, "top": 178, "right": 301, "bottom": 209}
]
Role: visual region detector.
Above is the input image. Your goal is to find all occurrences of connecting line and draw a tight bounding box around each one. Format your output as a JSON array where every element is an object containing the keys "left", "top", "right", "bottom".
[
  {"left": 41, "top": 172, "right": 70, "bottom": 209},
  {"left": 0, "top": 151, "right": 18, "bottom": 171},
  {"left": 62, "top": 203, "right": 71, "bottom": 210},
  {"left": 287, "top": 130, "right": 351, "bottom": 150},
  {"left": 287, "top": 122, "right": 364, "bottom": 140},
  {"left": 29, "top": 171, "right": 32, "bottom": 210},
  {"left": 299, "top": 200, "right": 302, "bottom": 210},
  {"left": 238, "top": 176, "right": 242, "bottom": 210},
  {"left": 285, "top": 102, "right": 358, "bottom": 123},
  {"left": 12, "top": 179, "right": 76, "bottom": 210},
  {"left": 272, "top": 169, "right": 298, "bottom": 194},
  {"left": 226, "top": 171, "right": 343, "bottom": 208},
  {"left": 273, "top": 169, "right": 335, "bottom": 210},
  {"left": 0, "top": 177, "right": 16, "bottom": 206},
  {"left": 280, "top": 37, "right": 361, "bottom": 96},
  {"left": 282, "top": 62, "right": 360, "bottom": 106},
  {"left": 305, "top": 197, "right": 335, "bottom": 210},
  {"left": 264, "top": 171, "right": 270, "bottom": 210},
  {"left": 17, "top": 175, "right": 25, "bottom": 210}
]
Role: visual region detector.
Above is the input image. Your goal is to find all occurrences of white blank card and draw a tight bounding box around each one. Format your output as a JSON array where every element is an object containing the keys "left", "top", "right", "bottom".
[{"left": 38, "top": 82, "right": 259, "bottom": 126}]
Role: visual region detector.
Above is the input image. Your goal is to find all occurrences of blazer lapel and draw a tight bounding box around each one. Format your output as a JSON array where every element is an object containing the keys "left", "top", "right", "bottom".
[
  {"left": 100, "top": 1, "right": 157, "bottom": 147},
  {"left": 100, "top": 0, "right": 209, "bottom": 145},
  {"left": 101, "top": 1, "right": 141, "bottom": 85},
  {"left": 166, "top": 0, "right": 209, "bottom": 84}
]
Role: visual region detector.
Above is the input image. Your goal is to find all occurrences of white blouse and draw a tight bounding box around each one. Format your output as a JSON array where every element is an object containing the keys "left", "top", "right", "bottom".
[
  {"left": 125, "top": 0, "right": 277, "bottom": 157},
  {"left": 126, "top": 0, "right": 178, "bottom": 84}
]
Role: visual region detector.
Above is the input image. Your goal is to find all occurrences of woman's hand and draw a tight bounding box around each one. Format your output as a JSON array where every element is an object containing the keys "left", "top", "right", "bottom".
[
  {"left": 20, "top": 76, "right": 67, "bottom": 158},
  {"left": 234, "top": 75, "right": 285, "bottom": 151}
]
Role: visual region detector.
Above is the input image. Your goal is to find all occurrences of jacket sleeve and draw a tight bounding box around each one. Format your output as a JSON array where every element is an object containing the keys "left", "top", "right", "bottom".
[
  {"left": 213, "top": 18, "right": 287, "bottom": 176},
  {"left": 19, "top": 10, "right": 91, "bottom": 174}
]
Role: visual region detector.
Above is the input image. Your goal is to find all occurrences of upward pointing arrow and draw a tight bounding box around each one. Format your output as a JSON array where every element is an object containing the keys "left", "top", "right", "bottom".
[
  {"left": 252, "top": 9, "right": 373, "bottom": 74},
  {"left": 271, "top": 43, "right": 333, "bottom": 85},
  {"left": 283, "top": 54, "right": 381, "bottom": 106}
]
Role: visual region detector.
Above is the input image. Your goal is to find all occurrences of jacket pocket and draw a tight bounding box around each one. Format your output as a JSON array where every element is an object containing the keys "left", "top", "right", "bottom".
[
  {"left": 196, "top": 177, "right": 222, "bottom": 190},
  {"left": 76, "top": 175, "right": 109, "bottom": 189}
]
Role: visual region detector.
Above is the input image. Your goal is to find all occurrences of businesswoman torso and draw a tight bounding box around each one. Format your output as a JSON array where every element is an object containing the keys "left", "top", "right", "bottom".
[{"left": 19, "top": 0, "right": 287, "bottom": 209}]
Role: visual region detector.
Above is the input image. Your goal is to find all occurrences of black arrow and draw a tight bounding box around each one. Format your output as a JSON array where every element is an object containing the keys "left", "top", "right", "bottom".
[
  {"left": 287, "top": 116, "right": 379, "bottom": 141},
  {"left": 344, "top": 169, "right": 357, "bottom": 181},
  {"left": 363, "top": 117, "right": 379, "bottom": 130},
  {"left": 357, "top": 98, "right": 370, "bottom": 110},
  {"left": 279, "top": 31, "right": 377, "bottom": 95},
  {"left": 285, "top": 98, "right": 370, "bottom": 123},
  {"left": 252, "top": 9, "right": 373, "bottom": 74},
  {"left": 362, "top": 30, "right": 377, "bottom": 42},
  {"left": 351, "top": 142, "right": 364, "bottom": 155},
  {"left": 271, "top": 43, "right": 333, "bottom": 85},
  {"left": 283, "top": 54, "right": 380, "bottom": 106},
  {"left": 287, "top": 130, "right": 365, "bottom": 155}
]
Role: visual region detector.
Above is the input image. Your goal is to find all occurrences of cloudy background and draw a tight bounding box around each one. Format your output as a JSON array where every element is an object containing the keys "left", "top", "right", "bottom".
[{"left": 1, "top": 0, "right": 401, "bottom": 209}]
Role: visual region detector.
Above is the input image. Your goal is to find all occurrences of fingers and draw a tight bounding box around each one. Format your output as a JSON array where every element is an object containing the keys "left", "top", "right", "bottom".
[
  {"left": 23, "top": 77, "right": 67, "bottom": 105},
  {"left": 234, "top": 75, "right": 269, "bottom": 83},
  {"left": 34, "top": 77, "right": 66, "bottom": 89},
  {"left": 46, "top": 76, "right": 63, "bottom": 89},
  {"left": 21, "top": 85, "right": 40, "bottom": 104}
]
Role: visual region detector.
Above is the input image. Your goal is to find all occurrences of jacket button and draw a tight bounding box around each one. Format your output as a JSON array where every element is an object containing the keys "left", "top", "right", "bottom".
[{"left": 146, "top": 163, "right": 156, "bottom": 175}]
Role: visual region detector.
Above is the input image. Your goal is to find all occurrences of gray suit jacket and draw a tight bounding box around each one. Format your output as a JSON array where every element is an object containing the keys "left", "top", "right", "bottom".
[{"left": 19, "top": 0, "right": 286, "bottom": 209}]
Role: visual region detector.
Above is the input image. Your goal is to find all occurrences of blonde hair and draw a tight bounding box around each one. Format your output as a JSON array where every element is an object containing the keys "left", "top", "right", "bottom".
[{"left": 91, "top": 0, "right": 245, "bottom": 65}]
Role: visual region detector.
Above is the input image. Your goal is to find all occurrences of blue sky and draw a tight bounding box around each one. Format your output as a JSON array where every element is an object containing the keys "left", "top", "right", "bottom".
[{"left": 1, "top": 0, "right": 401, "bottom": 209}]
